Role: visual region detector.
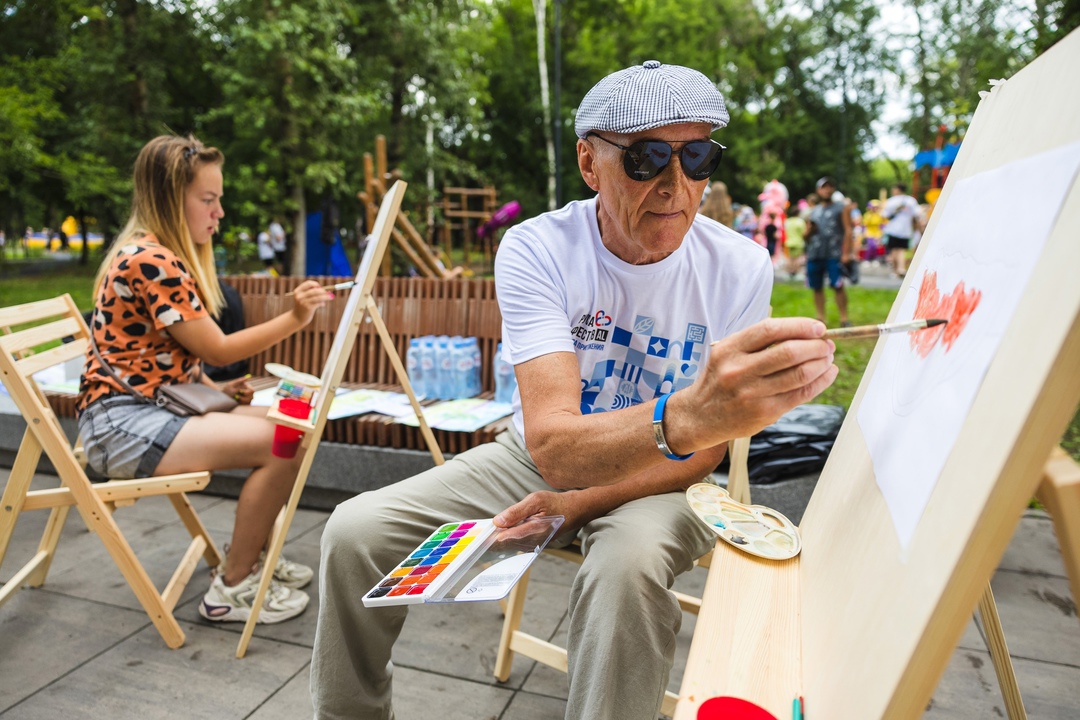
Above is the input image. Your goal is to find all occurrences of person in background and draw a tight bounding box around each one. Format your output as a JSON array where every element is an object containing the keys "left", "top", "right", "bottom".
[
  {"left": 269, "top": 217, "right": 287, "bottom": 274},
  {"left": 76, "top": 134, "right": 332, "bottom": 626},
  {"left": 698, "top": 180, "right": 734, "bottom": 227},
  {"left": 310, "top": 60, "right": 836, "bottom": 720},
  {"left": 882, "top": 183, "right": 920, "bottom": 277},
  {"left": 734, "top": 204, "right": 757, "bottom": 240},
  {"left": 805, "top": 176, "right": 852, "bottom": 326},
  {"left": 256, "top": 226, "right": 277, "bottom": 275},
  {"left": 784, "top": 202, "right": 808, "bottom": 279},
  {"left": 862, "top": 199, "right": 884, "bottom": 262},
  {"left": 763, "top": 212, "right": 778, "bottom": 261}
]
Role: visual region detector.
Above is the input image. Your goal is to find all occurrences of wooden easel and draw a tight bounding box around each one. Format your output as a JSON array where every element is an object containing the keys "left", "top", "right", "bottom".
[
  {"left": 674, "top": 28, "right": 1080, "bottom": 719},
  {"left": 356, "top": 136, "right": 463, "bottom": 280},
  {"left": 236, "top": 180, "right": 446, "bottom": 657}
]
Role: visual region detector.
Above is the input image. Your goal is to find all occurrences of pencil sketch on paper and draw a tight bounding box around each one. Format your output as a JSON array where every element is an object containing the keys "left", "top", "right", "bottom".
[{"left": 857, "top": 141, "right": 1080, "bottom": 550}]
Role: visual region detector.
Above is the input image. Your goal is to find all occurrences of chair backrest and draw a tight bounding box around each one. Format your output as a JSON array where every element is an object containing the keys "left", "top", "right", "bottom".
[{"left": 0, "top": 294, "right": 90, "bottom": 452}]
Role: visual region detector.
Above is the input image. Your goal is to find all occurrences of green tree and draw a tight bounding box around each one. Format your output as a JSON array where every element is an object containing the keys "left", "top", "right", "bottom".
[{"left": 206, "top": 0, "right": 381, "bottom": 274}]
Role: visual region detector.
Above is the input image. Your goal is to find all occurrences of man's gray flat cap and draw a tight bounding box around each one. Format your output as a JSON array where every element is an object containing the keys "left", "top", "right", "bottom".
[{"left": 574, "top": 60, "right": 729, "bottom": 139}]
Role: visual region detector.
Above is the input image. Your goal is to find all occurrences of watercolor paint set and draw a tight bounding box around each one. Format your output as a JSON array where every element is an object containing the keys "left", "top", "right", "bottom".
[
  {"left": 362, "top": 515, "right": 564, "bottom": 607},
  {"left": 686, "top": 483, "right": 801, "bottom": 561},
  {"left": 264, "top": 362, "right": 322, "bottom": 404}
]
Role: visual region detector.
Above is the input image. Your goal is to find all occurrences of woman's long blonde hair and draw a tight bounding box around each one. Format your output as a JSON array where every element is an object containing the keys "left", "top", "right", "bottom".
[
  {"left": 93, "top": 135, "right": 225, "bottom": 317},
  {"left": 699, "top": 181, "right": 735, "bottom": 228}
]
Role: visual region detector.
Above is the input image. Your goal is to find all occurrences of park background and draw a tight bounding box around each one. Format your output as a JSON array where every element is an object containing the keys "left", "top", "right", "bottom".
[{"left": 1, "top": 0, "right": 1078, "bottom": 459}]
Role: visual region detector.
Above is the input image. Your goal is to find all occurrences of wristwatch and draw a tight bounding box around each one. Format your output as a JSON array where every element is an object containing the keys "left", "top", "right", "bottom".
[{"left": 652, "top": 392, "right": 694, "bottom": 461}]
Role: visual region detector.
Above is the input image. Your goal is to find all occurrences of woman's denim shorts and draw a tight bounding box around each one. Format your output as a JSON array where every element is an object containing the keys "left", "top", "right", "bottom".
[{"left": 77, "top": 395, "right": 190, "bottom": 479}]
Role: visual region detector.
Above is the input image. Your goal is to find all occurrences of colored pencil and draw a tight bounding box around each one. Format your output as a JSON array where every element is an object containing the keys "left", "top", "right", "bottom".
[{"left": 823, "top": 318, "right": 947, "bottom": 340}]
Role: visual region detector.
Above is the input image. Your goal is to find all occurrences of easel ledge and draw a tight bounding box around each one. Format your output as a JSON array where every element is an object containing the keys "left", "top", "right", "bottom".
[{"left": 673, "top": 447, "right": 1080, "bottom": 719}]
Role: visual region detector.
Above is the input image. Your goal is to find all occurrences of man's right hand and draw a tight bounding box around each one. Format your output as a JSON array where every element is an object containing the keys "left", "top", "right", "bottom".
[{"left": 666, "top": 318, "right": 837, "bottom": 453}]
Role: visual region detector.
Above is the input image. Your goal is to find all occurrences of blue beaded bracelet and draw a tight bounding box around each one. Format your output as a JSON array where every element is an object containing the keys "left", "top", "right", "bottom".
[{"left": 652, "top": 392, "right": 694, "bottom": 461}]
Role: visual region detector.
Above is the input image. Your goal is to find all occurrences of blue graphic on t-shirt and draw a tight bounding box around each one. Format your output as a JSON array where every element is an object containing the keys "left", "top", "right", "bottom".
[{"left": 579, "top": 315, "right": 706, "bottom": 415}]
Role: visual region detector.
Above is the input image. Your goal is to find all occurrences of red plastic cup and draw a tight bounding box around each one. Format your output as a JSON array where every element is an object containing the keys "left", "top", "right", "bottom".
[{"left": 272, "top": 398, "right": 311, "bottom": 459}]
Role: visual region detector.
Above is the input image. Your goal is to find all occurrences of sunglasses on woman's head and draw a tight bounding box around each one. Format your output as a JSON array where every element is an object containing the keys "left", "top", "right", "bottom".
[{"left": 586, "top": 132, "right": 725, "bottom": 182}]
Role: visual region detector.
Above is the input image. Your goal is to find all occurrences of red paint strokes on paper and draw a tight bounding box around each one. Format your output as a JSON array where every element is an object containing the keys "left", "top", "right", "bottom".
[{"left": 910, "top": 270, "right": 982, "bottom": 358}]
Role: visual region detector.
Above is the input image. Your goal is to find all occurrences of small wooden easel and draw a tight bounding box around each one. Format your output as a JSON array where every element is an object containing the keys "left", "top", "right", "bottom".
[{"left": 236, "top": 180, "right": 446, "bottom": 657}]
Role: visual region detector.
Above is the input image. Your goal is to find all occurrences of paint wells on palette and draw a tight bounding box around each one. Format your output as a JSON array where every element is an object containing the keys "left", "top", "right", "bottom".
[
  {"left": 685, "top": 483, "right": 801, "bottom": 561},
  {"left": 362, "top": 520, "right": 495, "bottom": 607}
]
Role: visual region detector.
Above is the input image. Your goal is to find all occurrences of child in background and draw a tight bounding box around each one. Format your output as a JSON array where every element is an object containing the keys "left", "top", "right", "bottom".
[{"left": 784, "top": 204, "right": 808, "bottom": 279}]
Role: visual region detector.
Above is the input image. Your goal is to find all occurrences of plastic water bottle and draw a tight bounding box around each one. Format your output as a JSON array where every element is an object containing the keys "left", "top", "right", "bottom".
[
  {"left": 420, "top": 336, "right": 437, "bottom": 399},
  {"left": 467, "top": 337, "right": 482, "bottom": 397},
  {"left": 406, "top": 338, "right": 425, "bottom": 398},
  {"left": 435, "top": 335, "right": 452, "bottom": 400},
  {"left": 451, "top": 338, "right": 473, "bottom": 399},
  {"left": 494, "top": 342, "right": 516, "bottom": 404}
]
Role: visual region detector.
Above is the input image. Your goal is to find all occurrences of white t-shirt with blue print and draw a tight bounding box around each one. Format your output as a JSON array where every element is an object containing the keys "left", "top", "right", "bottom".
[{"left": 495, "top": 197, "right": 773, "bottom": 443}]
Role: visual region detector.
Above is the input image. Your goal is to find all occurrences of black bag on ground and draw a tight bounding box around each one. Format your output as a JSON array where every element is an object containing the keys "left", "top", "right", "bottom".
[{"left": 716, "top": 404, "right": 846, "bottom": 484}]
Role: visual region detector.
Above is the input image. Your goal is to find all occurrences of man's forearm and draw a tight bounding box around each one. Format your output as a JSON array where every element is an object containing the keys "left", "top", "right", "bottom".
[{"left": 564, "top": 443, "right": 727, "bottom": 522}]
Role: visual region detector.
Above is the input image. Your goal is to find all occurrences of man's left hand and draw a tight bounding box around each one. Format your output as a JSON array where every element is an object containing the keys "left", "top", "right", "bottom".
[{"left": 494, "top": 490, "right": 593, "bottom": 535}]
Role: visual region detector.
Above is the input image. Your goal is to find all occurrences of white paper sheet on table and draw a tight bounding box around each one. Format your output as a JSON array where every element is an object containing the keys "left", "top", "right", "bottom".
[
  {"left": 858, "top": 141, "right": 1080, "bottom": 551},
  {"left": 326, "top": 389, "right": 413, "bottom": 420},
  {"left": 395, "top": 398, "right": 513, "bottom": 432}
]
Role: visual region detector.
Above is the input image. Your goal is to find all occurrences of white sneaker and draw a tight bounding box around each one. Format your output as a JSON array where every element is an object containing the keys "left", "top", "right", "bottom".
[
  {"left": 199, "top": 569, "right": 309, "bottom": 624},
  {"left": 264, "top": 551, "right": 314, "bottom": 589}
]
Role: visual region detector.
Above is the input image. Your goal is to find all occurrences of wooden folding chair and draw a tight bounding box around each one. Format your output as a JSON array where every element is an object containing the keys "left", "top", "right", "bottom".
[
  {"left": 0, "top": 294, "right": 221, "bottom": 649},
  {"left": 493, "top": 436, "right": 753, "bottom": 716}
]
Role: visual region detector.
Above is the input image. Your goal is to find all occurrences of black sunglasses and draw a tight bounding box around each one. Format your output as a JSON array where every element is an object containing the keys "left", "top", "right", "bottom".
[{"left": 587, "top": 132, "right": 725, "bottom": 182}]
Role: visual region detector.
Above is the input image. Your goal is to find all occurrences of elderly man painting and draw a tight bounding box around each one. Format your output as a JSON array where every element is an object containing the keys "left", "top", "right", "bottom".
[{"left": 310, "top": 61, "right": 837, "bottom": 720}]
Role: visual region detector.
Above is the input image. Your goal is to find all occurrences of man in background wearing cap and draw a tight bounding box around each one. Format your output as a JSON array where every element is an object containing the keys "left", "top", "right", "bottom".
[
  {"left": 311, "top": 61, "right": 836, "bottom": 720},
  {"left": 805, "top": 176, "right": 853, "bottom": 327}
]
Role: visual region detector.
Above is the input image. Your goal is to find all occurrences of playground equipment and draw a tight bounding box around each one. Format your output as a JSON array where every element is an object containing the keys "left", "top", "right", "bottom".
[
  {"left": 912, "top": 124, "right": 961, "bottom": 199},
  {"left": 357, "top": 136, "right": 463, "bottom": 279},
  {"left": 440, "top": 186, "right": 499, "bottom": 271}
]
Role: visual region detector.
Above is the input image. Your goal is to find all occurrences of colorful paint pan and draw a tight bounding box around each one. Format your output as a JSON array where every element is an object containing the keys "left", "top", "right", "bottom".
[
  {"left": 685, "top": 483, "right": 801, "bottom": 561},
  {"left": 363, "top": 519, "right": 496, "bottom": 607}
]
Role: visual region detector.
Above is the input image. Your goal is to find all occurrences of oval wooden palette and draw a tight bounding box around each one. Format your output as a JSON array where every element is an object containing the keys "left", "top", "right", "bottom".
[{"left": 685, "top": 483, "right": 801, "bottom": 560}]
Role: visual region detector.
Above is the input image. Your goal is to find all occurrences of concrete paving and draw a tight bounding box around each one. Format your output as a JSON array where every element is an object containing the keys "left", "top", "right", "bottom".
[{"left": 1, "top": 467, "right": 1078, "bottom": 719}]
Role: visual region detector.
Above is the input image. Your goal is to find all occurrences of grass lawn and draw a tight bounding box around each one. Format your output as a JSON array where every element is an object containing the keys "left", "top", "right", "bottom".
[
  {"left": 1, "top": 261, "right": 1078, "bottom": 462},
  {"left": 769, "top": 282, "right": 897, "bottom": 409},
  {"left": 0, "top": 262, "right": 97, "bottom": 313}
]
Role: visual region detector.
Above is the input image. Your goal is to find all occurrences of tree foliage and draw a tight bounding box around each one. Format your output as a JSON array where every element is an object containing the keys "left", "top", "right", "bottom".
[{"left": 0, "top": 0, "right": 1073, "bottom": 263}]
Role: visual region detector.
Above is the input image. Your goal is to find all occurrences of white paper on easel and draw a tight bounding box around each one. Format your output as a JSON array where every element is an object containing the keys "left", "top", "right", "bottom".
[{"left": 859, "top": 141, "right": 1080, "bottom": 551}]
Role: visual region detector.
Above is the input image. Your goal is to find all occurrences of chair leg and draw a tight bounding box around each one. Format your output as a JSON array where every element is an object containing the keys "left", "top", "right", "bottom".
[
  {"left": 57, "top": 467, "right": 188, "bottom": 648},
  {"left": 0, "top": 429, "right": 42, "bottom": 564},
  {"left": 494, "top": 567, "right": 531, "bottom": 682},
  {"left": 169, "top": 492, "right": 222, "bottom": 568},
  {"left": 26, "top": 505, "right": 70, "bottom": 587}
]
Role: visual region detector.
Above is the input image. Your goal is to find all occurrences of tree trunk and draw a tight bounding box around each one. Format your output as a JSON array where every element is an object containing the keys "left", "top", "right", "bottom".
[
  {"left": 78, "top": 209, "right": 90, "bottom": 266},
  {"left": 119, "top": 0, "right": 149, "bottom": 133},
  {"left": 532, "top": 0, "right": 557, "bottom": 212},
  {"left": 290, "top": 180, "right": 306, "bottom": 277}
]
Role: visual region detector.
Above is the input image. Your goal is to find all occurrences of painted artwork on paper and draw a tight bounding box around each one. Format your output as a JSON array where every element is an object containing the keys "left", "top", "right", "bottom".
[{"left": 858, "top": 141, "right": 1080, "bottom": 550}]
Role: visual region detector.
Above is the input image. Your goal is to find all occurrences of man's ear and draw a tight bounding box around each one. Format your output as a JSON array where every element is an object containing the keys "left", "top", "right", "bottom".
[{"left": 578, "top": 139, "right": 601, "bottom": 192}]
